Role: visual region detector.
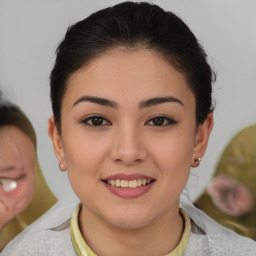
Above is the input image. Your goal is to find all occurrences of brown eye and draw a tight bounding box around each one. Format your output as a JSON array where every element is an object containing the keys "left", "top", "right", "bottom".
[
  {"left": 91, "top": 117, "right": 104, "bottom": 125},
  {"left": 152, "top": 117, "right": 165, "bottom": 126},
  {"left": 146, "top": 116, "right": 176, "bottom": 126},
  {"left": 82, "top": 116, "right": 111, "bottom": 126}
]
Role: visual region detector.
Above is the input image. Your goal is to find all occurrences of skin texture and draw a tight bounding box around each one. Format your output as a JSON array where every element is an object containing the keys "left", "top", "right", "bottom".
[
  {"left": 49, "top": 48, "right": 213, "bottom": 256},
  {"left": 0, "top": 126, "right": 36, "bottom": 230}
]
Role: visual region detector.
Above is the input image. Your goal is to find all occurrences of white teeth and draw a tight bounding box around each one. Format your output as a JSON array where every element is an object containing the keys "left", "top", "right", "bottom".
[
  {"left": 120, "top": 180, "right": 128, "bottom": 188},
  {"left": 0, "top": 179, "right": 18, "bottom": 192},
  {"left": 129, "top": 180, "right": 137, "bottom": 188},
  {"left": 137, "top": 179, "right": 142, "bottom": 186},
  {"left": 106, "top": 179, "right": 152, "bottom": 188},
  {"left": 115, "top": 179, "right": 121, "bottom": 187}
]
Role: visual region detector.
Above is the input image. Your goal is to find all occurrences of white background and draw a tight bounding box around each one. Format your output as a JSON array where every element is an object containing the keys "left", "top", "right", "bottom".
[{"left": 0, "top": 0, "right": 255, "bottom": 201}]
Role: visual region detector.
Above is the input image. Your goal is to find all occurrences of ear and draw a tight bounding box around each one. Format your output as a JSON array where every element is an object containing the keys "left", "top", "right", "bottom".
[
  {"left": 48, "top": 116, "right": 66, "bottom": 169},
  {"left": 191, "top": 113, "right": 213, "bottom": 167}
]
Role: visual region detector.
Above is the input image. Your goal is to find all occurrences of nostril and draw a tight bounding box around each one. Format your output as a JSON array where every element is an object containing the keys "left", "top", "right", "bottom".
[
  {"left": 110, "top": 136, "right": 147, "bottom": 165},
  {"left": 113, "top": 157, "right": 143, "bottom": 165}
]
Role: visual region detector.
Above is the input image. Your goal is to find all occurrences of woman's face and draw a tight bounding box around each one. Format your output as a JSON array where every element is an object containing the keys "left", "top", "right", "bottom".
[
  {"left": 0, "top": 126, "right": 36, "bottom": 229},
  {"left": 50, "top": 49, "right": 212, "bottom": 229}
]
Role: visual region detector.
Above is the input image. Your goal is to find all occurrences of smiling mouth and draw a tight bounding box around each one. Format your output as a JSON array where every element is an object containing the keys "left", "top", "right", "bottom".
[
  {"left": 103, "top": 179, "right": 155, "bottom": 188},
  {"left": 0, "top": 175, "right": 25, "bottom": 192}
]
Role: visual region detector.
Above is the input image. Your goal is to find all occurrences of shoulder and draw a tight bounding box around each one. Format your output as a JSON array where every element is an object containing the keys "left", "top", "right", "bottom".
[
  {"left": 1, "top": 198, "right": 79, "bottom": 256},
  {"left": 180, "top": 193, "right": 256, "bottom": 256}
]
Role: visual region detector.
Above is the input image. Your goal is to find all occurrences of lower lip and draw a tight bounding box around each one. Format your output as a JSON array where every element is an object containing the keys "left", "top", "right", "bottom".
[{"left": 104, "top": 182, "right": 154, "bottom": 198}]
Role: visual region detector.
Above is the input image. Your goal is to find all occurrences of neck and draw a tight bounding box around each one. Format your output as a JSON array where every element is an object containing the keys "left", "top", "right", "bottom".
[{"left": 79, "top": 205, "right": 184, "bottom": 256}]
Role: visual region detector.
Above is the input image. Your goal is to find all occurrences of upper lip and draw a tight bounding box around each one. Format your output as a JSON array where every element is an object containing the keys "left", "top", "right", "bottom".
[
  {"left": 0, "top": 173, "right": 26, "bottom": 181},
  {"left": 102, "top": 173, "right": 155, "bottom": 181},
  {"left": 0, "top": 166, "right": 25, "bottom": 180}
]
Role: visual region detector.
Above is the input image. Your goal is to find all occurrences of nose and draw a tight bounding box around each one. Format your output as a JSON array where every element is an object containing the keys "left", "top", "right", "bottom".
[{"left": 110, "top": 124, "right": 147, "bottom": 166}]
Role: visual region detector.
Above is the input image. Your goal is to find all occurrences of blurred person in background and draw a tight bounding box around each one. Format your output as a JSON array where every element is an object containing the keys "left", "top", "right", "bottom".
[
  {"left": 0, "top": 98, "right": 57, "bottom": 251},
  {"left": 195, "top": 124, "right": 256, "bottom": 240}
]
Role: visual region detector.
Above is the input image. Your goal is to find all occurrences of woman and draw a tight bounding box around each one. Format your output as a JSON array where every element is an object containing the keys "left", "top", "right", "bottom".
[
  {"left": 0, "top": 102, "right": 57, "bottom": 251},
  {"left": 2, "top": 2, "right": 256, "bottom": 255}
]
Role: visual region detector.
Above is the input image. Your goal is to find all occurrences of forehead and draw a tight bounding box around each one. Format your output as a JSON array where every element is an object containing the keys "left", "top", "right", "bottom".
[
  {"left": 64, "top": 48, "right": 195, "bottom": 107},
  {"left": 0, "top": 126, "right": 33, "bottom": 155},
  {"left": 0, "top": 126, "right": 20, "bottom": 167},
  {"left": 0, "top": 125, "right": 36, "bottom": 175}
]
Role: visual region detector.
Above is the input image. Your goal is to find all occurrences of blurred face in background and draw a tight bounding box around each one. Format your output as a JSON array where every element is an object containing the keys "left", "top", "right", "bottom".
[{"left": 0, "top": 125, "right": 36, "bottom": 230}]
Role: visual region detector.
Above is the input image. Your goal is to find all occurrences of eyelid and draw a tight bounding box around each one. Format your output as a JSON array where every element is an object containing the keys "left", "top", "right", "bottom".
[
  {"left": 80, "top": 114, "right": 111, "bottom": 126},
  {"left": 145, "top": 115, "right": 177, "bottom": 126}
]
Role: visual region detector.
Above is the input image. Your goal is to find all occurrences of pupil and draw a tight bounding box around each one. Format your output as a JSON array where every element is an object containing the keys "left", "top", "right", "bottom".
[
  {"left": 153, "top": 117, "right": 164, "bottom": 125},
  {"left": 92, "top": 117, "right": 103, "bottom": 125}
]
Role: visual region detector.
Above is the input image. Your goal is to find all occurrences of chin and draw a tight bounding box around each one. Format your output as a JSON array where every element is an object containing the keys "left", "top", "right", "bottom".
[{"left": 104, "top": 208, "right": 153, "bottom": 229}]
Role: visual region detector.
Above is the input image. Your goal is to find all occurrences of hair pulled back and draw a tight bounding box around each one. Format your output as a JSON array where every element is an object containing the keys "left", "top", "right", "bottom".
[{"left": 50, "top": 1, "right": 215, "bottom": 132}]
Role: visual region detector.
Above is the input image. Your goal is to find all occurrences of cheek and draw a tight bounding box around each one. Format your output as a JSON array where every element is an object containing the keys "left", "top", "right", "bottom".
[
  {"left": 64, "top": 138, "right": 105, "bottom": 170},
  {"left": 25, "top": 164, "right": 36, "bottom": 199},
  {"left": 1, "top": 169, "right": 36, "bottom": 217},
  {"left": 16, "top": 160, "right": 36, "bottom": 213},
  {"left": 25, "top": 153, "right": 37, "bottom": 191},
  {"left": 148, "top": 130, "right": 195, "bottom": 169},
  {"left": 147, "top": 131, "right": 194, "bottom": 194},
  {"left": 14, "top": 144, "right": 37, "bottom": 208},
  {"left": 63, "top": 137, "right": 109, "bottom": 191}
]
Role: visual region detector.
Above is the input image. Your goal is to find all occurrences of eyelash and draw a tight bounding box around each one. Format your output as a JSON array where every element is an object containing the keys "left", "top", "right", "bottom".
[
  {"left": 81, "top": 115, "right": 111, "bottom": 126},
  {"left": 81, "top": 115, "right": 176, "bottom": 127},
  {"left": 146, "top": 116, "right": 177, "bottom": 126}
]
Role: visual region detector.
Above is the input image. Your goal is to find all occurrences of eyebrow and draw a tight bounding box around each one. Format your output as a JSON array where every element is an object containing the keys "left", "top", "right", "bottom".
[
  {"left": 73, "top": 95, "right": 183, "bottom": 109},
  {"left": 73, "top": 96, "right": 117, "bottom": 108},
  {"left": 139, "top": 96, "right": 184, "bottom": 108}
]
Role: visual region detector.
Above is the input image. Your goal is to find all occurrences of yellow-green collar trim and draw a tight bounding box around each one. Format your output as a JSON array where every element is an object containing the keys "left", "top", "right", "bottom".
[
  {"left": 70, "top": 203, "right": 96, "bottom": 256},
  {"left": 167, "top": 208, "right": 191, "bottom": 256},
  {"left": 70, "top": 203, "right": 191, "bottom": 256}
]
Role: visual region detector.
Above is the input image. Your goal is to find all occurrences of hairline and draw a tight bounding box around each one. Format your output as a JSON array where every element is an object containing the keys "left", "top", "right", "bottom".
[{"left": 57, "top": 45, "right": 199, "bottom": 134}]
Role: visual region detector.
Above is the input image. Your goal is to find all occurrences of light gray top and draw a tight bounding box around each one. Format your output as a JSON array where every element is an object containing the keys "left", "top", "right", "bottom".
[{"left": 2, "top": 193, "right": 256, "bottom": 256}]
